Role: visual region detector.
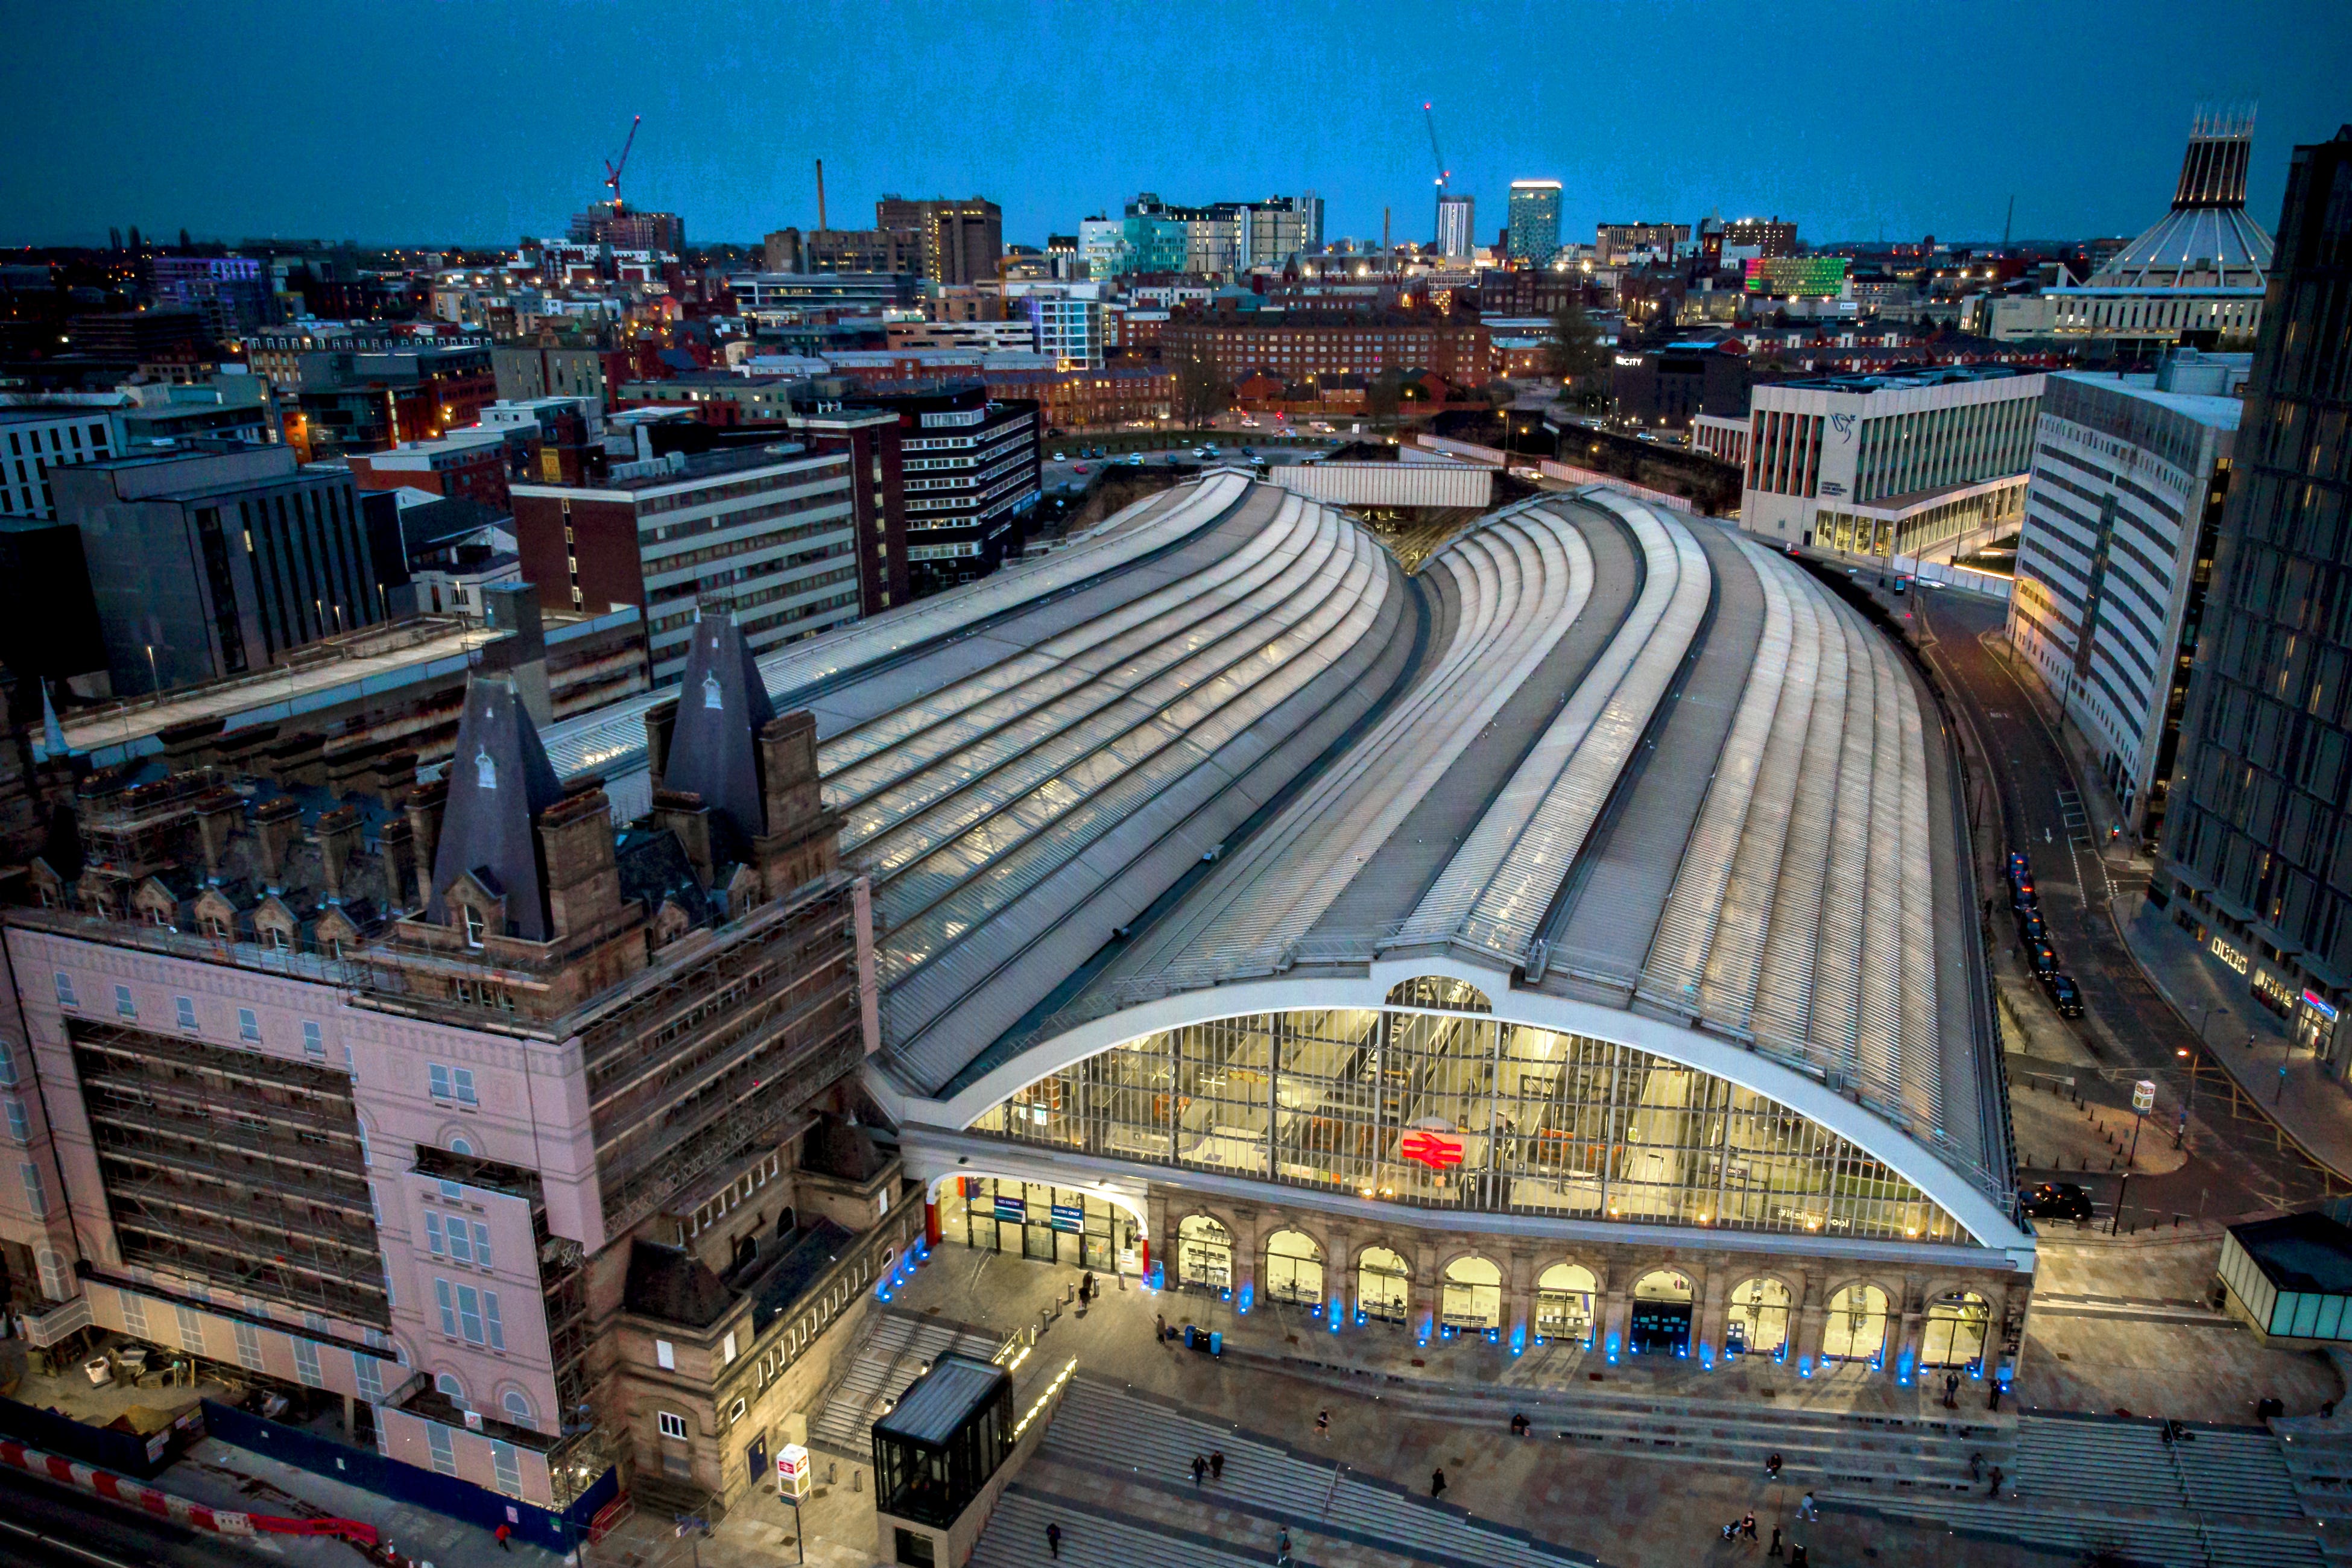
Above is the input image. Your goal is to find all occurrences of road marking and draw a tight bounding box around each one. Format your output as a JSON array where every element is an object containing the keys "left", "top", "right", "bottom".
[{"left": 0, "top": 1517, "right": 143, "bottom": 1568}]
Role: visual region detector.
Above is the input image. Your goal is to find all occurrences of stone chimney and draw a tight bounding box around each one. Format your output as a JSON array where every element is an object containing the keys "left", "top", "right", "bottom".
[
  {"left": 252, "top": 797, "right": 304, "bottom": 891},
  {"left": 643, "top": 697, "right": 680, "bottom": 788},
  {"left": 194, "top": 788, "right": 245, "bottom": 884},
  {"left": 753, "top": 710, "right": 840, "bottom": 896},
  {"left": 378, "top": 817, "right": 417, "bottom": 914},
  {"left": 539, "top": 782, "right": 624, "bottom": 940},
  {"left": 405, "top": 779, "right": 447, "bottom": 910},
  {"left": 650, "top": 786, "right": 713, "bottom": 886},
  {"left": 317, "top": 806, "right": 365, "bottom": 904}
]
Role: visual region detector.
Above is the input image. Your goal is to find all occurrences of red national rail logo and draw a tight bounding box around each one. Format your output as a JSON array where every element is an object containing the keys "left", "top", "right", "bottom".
[{"left": 1398, "top": 1129, "right": 1464, "bottom": 1170}]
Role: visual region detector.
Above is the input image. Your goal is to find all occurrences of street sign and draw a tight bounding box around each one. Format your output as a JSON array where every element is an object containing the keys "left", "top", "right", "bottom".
[
  {"left": 777, "top": 1442, "right": 811, "bottom": 1503},
  {"left": 2132, "top": 1080, "right": 2155, "bottom": 1115}
]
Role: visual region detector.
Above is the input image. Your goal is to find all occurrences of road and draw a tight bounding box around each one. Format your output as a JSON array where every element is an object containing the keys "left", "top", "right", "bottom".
[
  {"left": 1908, "top": 586, "right": 2335, "bottom": 1223},
  {"left": 1039, "top": 441, "right": 1336, "bottom": 499},
  {"left": 0, "top": 1463, "right": 273, "bottom": 1568}
]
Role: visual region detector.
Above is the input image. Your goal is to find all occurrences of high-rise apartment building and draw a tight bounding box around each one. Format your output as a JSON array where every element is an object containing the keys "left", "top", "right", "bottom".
[
  {"left": 568, "top": 200, "right": 684, "bottom": 255},
  {"left": 2155, "top": 125, "right": 2352, "bottom": 1068},
  {"left": 874, "top": 197, "right": 1002, "bottom": 286},
  {"left": 1724, "top": 217, "right": 1800, "bottom": 258},
  {"left": 1596, "top": 221, "right": 1691, "bottom": 264},
  {"left": 1437, "top": 194, "right": 1476, "bottom": 261},
  {"left": 1506, "top": 182, "right": 1563, "bottom": 265},
  {"left": 2008, "top": 361, "right": 2241, "bottom": 836}
]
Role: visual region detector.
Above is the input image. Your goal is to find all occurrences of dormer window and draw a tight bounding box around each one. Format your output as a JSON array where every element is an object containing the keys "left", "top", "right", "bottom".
[
  {"left": 475, "top": 747, "right": 497, "bottom": 791},
  {"left": 703, "top": 671, "right": 722, "bottom": 710},
  {"left": 463, "top": 906, "right": 485, "bottom": 949}
]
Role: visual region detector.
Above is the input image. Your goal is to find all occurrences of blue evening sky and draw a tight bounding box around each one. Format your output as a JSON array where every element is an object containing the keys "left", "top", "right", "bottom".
[{"left": 4, "top": 0, "right": 2345, "bottom": 251}]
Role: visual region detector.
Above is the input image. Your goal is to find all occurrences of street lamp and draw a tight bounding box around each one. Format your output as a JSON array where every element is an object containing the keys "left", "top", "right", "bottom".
[
  {"left": 2112, "top": 1079, "right": 2154, "bottom": 1235},
  {"left": 2175, "top": 1047, "right": 2194, "bottom": 1149}
]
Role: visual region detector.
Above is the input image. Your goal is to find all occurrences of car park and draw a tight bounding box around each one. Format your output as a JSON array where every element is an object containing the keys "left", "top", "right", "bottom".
[
  {"left": 2021, "top": 1181, "right": 2095, "bottom": 1222},
  {"left": 2046, "top": 972, "right": 2084, "bottom": 1016}
]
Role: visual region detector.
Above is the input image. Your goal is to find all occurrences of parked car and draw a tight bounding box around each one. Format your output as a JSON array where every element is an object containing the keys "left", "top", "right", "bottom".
[
  {"left": 1073, "top": 464, "right": 1089, "bottom": 475},
  {"left": 2028, "top": 940, "right": 2060, "bottom": 978},
  {"left": 2046, "top": 972, "right": 2084, "bottom": 1017},
  {"left": 1190, "top": 447, "right": 1210, "bottom": 458},
  {"left": 2017, "top": 908, "right": 2049, "bottom": 945},
  {"left": 2021, "top": 1181, "right": 2095, "bottom": 1222},
  {"left": 2012, "top": 885, "right": 2040, "bottom": 915},
  {"left": 2008, "top": 850, "right": 2032, "bottom": 887}
]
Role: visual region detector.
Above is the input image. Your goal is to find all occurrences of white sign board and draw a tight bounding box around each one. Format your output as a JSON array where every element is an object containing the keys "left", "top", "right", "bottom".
[
  {"left": 2133, "top": 1080, "right": 2156, "bottom": 1116},
  {"left": 777, "top": 1441, "right": 811, "bottom": 1502}
]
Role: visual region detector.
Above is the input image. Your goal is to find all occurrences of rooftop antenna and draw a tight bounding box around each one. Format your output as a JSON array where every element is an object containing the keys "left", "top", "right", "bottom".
[{"left": 603, "top": 114, "right": 642, "bottom": 213}]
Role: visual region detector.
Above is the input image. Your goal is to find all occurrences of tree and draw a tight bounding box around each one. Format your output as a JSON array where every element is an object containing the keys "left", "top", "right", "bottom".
[
  {"left": 1544, "top": 300, "right": 1609, "bottom": 404},
  {"left": 1173, "top": 349, "right": 1230, "bottom": 431}
]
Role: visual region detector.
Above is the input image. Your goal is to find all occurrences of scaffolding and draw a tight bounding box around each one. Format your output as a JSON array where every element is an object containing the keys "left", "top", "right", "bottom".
[
  {"left": 577, "top": 875, "right": 864, "bottom": 1237},
  {"left": 71, "top": 1018, "right": 388, "bottom": 1328}
]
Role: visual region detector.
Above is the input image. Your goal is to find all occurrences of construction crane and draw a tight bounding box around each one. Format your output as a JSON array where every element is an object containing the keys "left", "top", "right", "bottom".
[
  {"left": 603, "top": 114, "right": 642, "bottom": 213},
  {"left": 1423, "top": 102, "right": 1450, "bottom": 194}
]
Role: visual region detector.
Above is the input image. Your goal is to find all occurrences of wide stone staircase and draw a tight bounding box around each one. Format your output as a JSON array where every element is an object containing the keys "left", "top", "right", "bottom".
[
  {"left": 1222, "top": 1344, "right": 2013, "bottom": 1493},
  {"left": 1819, "top": 1410, "right": 2326, "bottom": 1568},
  {"left": 808, "top": 1307, "right": 1007, "bottom": 1459},
  {"left": 970, "top": 1374, "right": 1602, "bottom": 1568}
]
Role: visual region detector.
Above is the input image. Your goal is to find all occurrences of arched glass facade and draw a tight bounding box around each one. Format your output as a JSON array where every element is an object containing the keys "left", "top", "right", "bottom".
[{"left": 971, "top": 1001, "right": 1965, "bottom": 1244}]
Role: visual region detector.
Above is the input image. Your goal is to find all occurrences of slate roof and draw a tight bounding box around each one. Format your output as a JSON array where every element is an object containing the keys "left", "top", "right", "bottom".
[{"left": 429, "top": 675, "right": 566, "bottom": 941}]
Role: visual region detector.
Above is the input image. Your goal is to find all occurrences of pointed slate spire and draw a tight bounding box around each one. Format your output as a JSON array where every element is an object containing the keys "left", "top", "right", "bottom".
[
  {"left": 429, "top": 674, "right": 566, "bottom": 941},
  {"left": 40, "top": 680, "right": 66, "bottom": 758},
  {"left": 662, "top": 604, "right": 777, "bottom": 845}
]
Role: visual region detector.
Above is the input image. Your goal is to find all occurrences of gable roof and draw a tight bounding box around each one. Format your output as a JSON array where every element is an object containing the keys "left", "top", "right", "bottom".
[
  {"left": 662, "top": 607, "right": 777, "bottom": 846},
  {"left": 428, "top": 675, "right": 566, "bottom": 941}
]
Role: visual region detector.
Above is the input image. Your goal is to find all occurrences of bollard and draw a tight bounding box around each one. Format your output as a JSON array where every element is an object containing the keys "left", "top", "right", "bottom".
[
  {"left": 852, "top": 1467, "right": 862, "bottom": 1493},
  {"left": 827, "top": 1461, "right": 837, "bottom": 1485}
]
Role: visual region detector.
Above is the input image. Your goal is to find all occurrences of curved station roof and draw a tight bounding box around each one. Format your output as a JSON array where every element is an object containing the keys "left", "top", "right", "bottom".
[{"left": 546, "top": 474, "right": 2020, "bottom": 1254}]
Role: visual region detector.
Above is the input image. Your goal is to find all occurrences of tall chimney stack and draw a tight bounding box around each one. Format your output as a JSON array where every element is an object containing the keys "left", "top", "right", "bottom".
[{"left": 816, "top": 159, "right": 827, "bottom": 232}]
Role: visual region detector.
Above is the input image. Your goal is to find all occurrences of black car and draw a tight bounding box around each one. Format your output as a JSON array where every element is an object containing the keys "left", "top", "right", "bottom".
[
  {"left": 2046, "top": 972, "right": 2083, "bottom": 1017},
  {"left": 2007, "top": 850, "right": 2032, "bottom": 884},
  {"left": 2021, "top": 1181, "right": 2094, "bottom": 1222},
  {"left": 2018, "top": 908, "right": 2049, "bottom": 945},
  {"left": 2028, "top": 940, "right": 2060, "bottom": 978}
]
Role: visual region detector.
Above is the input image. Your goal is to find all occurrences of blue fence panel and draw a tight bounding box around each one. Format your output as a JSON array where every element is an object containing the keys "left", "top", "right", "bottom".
[
  {"left": 0, "top": 1391, "right": 182, "bottom": 1478},
  {"left": 199, "top": 1400, "right": 618, "bottom": 1554}
]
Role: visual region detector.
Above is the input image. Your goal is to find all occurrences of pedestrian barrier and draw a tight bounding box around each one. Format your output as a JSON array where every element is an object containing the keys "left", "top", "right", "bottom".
[{"left": 0, "top": 1435, "right": 378, "bottom": 1546}]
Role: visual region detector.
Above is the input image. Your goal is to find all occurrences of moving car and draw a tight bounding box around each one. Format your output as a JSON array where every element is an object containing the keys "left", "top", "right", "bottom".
[
  {"left": 2017, "top": 908, "right": 2049, "bottom": 945},
  {"left": 2046, "top": 972, "right": 2084, "bottom": 1017},
  {"left": 2028, "top": 940, "right": 2060, "bottom": 978},
  {"left": 2020, "top": 1181, "right": 2095, "bottom": 1222}
]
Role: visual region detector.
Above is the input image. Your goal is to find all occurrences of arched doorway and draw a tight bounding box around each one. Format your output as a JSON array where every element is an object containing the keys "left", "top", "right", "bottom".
[
  {"left": 1535, "top": 1263, "right": 1597, "bottom": 1344},
  {"left": 1358, "top": 1247, "right": 1411, "bottom": 1324},
  {"left": 1441, "top": 1256, "right": 1502, "bottom": 1332},
  {"left": 1726, "top": 1277, "right": 1791, "bottom": 1358},
  {"left": 1822, "top": 1284, "right": 1889, "bottom": 1363},
  {"left": 1630, "top": 1269, "right": 1695, "bottom": 1356},
  {"left": 1264, "top": 1230, "right": 1325, "bottom": 1307},
  {"left": 1177, "top": 1216, "right": 1231, "bottom": 1291},
  {"left": 1920, "top": 1292, "right": 1991, "bottom": 1369}
]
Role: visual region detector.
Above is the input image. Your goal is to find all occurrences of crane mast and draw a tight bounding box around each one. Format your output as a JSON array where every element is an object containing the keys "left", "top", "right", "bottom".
[
  {"left": 603, "top": 114, "right": 642, "bottom": 213},
  {"left": 1423, "top": 101, "right": 1449, "bottom": 193}
]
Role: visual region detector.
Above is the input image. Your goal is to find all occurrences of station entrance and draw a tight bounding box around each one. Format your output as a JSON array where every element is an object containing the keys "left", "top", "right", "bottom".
[{"left": 933, "top": 1177, "right": 1144, "bottom": 1276}]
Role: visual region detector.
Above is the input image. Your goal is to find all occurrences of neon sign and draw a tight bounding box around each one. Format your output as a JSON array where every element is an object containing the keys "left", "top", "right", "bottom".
[{"left": 1399, "top": 1129, "right": 1464, "bottom": 1170}]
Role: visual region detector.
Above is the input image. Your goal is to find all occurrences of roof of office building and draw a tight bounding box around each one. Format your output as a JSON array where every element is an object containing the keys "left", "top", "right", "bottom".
[{"left": 542, "top": 474, "right": 2006, "bottom": 1232}]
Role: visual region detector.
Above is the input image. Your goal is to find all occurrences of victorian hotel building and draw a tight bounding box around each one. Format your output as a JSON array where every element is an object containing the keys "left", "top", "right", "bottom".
[
  {"left": 0, "top": 615, "right": 902, "bottom": 1535},
  {"left": 537, "top": 471, "right": 2032, "bottom": 1395}
]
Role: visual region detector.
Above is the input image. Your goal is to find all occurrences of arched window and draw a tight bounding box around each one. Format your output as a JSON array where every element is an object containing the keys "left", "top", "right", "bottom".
[
  {"left": 502, "top": 1389, "right": 535, "bottom": 1427},
  {"left": 1263, "top": 1229, "right": 1324, "bottom": 1307},
  {"left": 1822, "top": 1284, "right": 1890, "bottom": 1362},
  {"left": 1441, "top": 1256, "right": 1502, "bottom": 1330},
  {"left": 1358, "top": 1246, "right": 1411, "bottom": 1324},
  {"left": 1727, "top": 1277, "right": 1792, "bottom": 1357},
  {"left": 1175, "top": 1215, "right": 1231, "bottom": 1290},
  {"left": 1920, "top": 1292, "right": 1991, "bottom": 1370},
  {"left": 1535, "top": 1263, "right": 1596, "bottom": 1342},
  {"left": 449, "top": 1136, "right": 474, "bottom": 1157},
  {"left": 436, "top": 1372, "right": 468, "bottom": 1409}
]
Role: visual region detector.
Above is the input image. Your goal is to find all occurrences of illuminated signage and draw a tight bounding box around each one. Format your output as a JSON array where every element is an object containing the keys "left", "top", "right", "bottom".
[
  {"left": 2306, "top": 990, "right": 2339, "bottom": 1023},
  {"left": 2210, "top": 936, "right": 2250, "bottom": 975},
  {"left": 1399, "top": 1128, "right": 1465, "bottom": 1170},
  {"left": 777, "top": 1443, "right": 811, "bottom": 1502},
  {"left": 1742, "top": 256, "right": 1850, "bottom": 298},
  {"left": 1613, "top": 354, "right": 1645, "bottom": 366}
]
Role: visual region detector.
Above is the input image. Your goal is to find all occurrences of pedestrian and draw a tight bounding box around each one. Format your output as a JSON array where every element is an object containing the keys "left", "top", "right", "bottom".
[
  {"left": 1790, "top": 1544, "right": 1810, "bottom": 1568},
  {"left": 1740, "top": 1510, "right": 1757, "bottom": 1541},
  {"left": 1316, "top": 1408, "right": 1330, "bottom": 1440},
  {"left": 1046, "top": 1520, "right": 1062, "bottom": 1560},
  {"left": 1988, "top": 1464, "right": 2004, "bottom": 1497},
  {"left": 1081, "top": 1271, "right": 1095, "bottom": 1307},
  {"left": 1969, "top": 1450, "right": 1984, "bottom": 1482},
  {"left": 1944, "top": 1371, "right": 1961, "bottom": 1409},
  {"left": 1765, "top": 1451, "right": 1782, "bottom": 1481},
  {"left": 493, "top": 1524, "right": 511, "bottom": 1553},
  {"left": 1210, "top": 1449, "right": 1225, "bottom": 1481},
  {"left": 1987, "top": 1380, "right": 2002, "bottom": 1412},
  {"left": 1430, "top": 1467, "right": 1447, "bottom": 1500},
  {"left": 1796, "top": 1491, "right": 1819, "bottom": 1522},
  {"left": 1191, "top": 1453, "right": 1208, "bottom": 1486},
  {"left": 1276, "top": 1526, "right": 1292, "bottom": 1566},
  {"left": 1157, "top": 1312, "right": 1169, "bottom": 1344},
  {"left": 1768, "top": 1525, "right": 1785, "bottom": 1558}
]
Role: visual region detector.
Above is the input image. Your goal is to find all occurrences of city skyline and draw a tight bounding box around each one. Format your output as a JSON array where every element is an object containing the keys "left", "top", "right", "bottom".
[{"left": 2, "top": 0, "right": 2346, "bottom": 252}]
